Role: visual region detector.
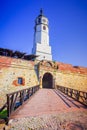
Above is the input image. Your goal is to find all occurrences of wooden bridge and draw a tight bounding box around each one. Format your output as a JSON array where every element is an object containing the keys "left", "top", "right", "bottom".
[{"left": 5, "top": 85, "right": 87, "bottom": 120}]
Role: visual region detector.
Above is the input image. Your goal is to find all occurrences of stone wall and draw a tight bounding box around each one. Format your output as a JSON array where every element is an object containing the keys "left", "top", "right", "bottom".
[
  {"left": 56, "top": 71, "right": 87, "bottom": 92},
  {"left": 0, "top": 56, "right": 39, "bottom": 107},
  {"left": 38, "top": 60, "right": 87, "bottom": 92},
  {"left": 0, "top": 56, "right": 87, "bottom": 107}
]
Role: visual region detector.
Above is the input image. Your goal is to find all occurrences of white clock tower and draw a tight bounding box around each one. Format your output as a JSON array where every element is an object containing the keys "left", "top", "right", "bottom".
[{"left": 32, "top": 9, "right": 52, "bottom": 61}]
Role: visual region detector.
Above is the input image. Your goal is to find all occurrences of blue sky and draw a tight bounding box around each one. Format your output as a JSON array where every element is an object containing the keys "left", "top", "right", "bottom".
[{"left": 0, "top": 0, "right": 87, "bottom": 67}]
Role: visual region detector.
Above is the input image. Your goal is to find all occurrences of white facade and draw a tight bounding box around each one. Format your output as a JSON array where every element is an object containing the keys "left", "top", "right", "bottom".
[{"left": 32, "top": 9, "right": 52, "bottom": 61}]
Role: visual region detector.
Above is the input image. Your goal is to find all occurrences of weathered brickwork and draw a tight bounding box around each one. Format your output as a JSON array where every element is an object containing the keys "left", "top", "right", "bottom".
[
  {"left": 37, "top": 60, "right": 87, "bottom": 91},
  {"left": 56, "top": 62, "right": 87, "bottom": 91},
  {"left": 0, "top": 56, "right": 39, "bottom": 107},
  {"left": 0, "top": 56, "right": 87, "bottom": 107},
  {"left": 56, "top": 72, "right": 87, "bottom": 92}
]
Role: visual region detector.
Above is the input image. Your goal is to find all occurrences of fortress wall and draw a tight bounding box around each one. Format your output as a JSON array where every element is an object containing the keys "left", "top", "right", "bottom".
[
  {"left": 0, "top": 56, "right": 39, "bottom": 107},
  {"left": 56, "top": 71, "right": 87, "bottom": 92},
  {"left": 0, "top": 56, "right": 87, "bottom": 107}
]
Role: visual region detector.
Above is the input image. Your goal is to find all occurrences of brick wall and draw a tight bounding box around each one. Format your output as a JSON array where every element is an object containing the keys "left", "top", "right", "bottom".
[
  {"left": 0, "top": 56, "right": 39, "bottom": 107},
  {"left": 0, "top": 56, "right": 87, "bottom": 107},
  {"left": 38, "top": 60, "right": 87, "bottom": 92},
  {"left": 56, "top": 62, "right": 87, "bottom": 92},
  {"left": 56, "top": 71, "right": 87, "bottom": 92}
]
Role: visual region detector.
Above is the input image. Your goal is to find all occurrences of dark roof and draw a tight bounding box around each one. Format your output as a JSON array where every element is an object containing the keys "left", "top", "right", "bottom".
[{"left": 37, "top": 9, "right": 46, "bottom": 18}]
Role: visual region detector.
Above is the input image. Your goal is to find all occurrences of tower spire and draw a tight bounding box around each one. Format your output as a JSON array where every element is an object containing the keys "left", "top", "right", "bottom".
[{"left": 40, "top": 8, "right": 43, "bottom": 15}]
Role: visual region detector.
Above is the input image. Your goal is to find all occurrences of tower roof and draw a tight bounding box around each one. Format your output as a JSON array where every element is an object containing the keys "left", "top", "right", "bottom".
[
  {"left": 40, "top": 8, "right": 43, "bottom": 16},
  {"left": 38, "top": 9, "right": 45, "bottom": 18}
]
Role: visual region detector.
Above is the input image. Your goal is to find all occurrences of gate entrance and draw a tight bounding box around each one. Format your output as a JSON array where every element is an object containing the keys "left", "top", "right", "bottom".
[{"left": 42, "top": 73, "right": 53, "bottom": 89}]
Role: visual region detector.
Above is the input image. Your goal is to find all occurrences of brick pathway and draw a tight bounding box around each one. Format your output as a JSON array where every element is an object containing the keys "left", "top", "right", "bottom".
[{"left": 10, "top": 89, "right": 86, "bottom": 119}]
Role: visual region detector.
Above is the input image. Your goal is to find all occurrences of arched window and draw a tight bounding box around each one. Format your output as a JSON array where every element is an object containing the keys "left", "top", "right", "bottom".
[{"left": 43, "top": 26, "right": 46, "bottom": 30}]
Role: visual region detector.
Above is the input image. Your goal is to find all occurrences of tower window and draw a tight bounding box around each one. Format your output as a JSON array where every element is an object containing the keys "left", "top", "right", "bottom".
[
  {"left": 38, "top": 18, "right": 41, "bottom": 23},
  {"left": 43, "top": 26, "right": 46, "bottom": 30},
  {"left": 18, "top": 77, "right": 23, "bottom": 85}
]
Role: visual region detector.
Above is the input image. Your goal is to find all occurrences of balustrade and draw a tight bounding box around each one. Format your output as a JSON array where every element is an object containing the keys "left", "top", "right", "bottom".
[
  {"left": 57, "top": 86, "right": 87, "bottom": 106},
  {"left": 7, "top": 85, "right": 39, "bottom": 118}
]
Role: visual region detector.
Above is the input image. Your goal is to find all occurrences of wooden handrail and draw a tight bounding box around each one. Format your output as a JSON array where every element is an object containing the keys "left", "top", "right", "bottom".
[
  {"left": 57, "top": 85, "right": 87, "bottom": 106},
  {"left": 7, "top": 85, "right": 39, "bottom": 118}
]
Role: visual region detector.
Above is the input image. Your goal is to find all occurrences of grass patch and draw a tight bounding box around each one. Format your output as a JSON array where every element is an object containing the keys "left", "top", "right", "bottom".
[{"left": 0, "top": 109, "right": 7, "bottom": 119}]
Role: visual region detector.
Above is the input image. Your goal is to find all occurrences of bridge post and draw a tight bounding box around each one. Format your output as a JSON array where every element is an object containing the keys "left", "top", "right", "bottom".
[{"left": 7, "top": 95, "right": 10, "bottom": 118}]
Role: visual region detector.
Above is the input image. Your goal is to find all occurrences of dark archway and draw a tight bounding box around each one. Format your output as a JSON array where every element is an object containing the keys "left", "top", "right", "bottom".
[{"left": 42, "top": 73, "right": 53, "bottom": 89}]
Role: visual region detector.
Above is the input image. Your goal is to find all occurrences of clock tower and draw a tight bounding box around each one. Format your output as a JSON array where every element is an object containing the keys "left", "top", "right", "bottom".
[{"left": 32, "top": 9, "right": 52, "bottom": 61}]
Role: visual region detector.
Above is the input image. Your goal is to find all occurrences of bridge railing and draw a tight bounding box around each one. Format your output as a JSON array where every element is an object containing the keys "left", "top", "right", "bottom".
[
  {"left": 57, "top": 85, "right": 87, "bottom": 106},
  {"left": 7, "top": 85, "right": 39, "bottom": 118}
]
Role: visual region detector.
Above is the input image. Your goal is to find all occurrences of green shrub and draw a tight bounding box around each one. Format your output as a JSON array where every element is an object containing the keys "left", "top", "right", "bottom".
[{"left": 0, "top": 110, "right": 7, "bottom": 119}]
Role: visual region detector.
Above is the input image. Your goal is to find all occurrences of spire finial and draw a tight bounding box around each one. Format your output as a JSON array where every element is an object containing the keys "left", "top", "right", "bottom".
[{"left": 40, "top": 8, "right": 43, "bottom": 15}]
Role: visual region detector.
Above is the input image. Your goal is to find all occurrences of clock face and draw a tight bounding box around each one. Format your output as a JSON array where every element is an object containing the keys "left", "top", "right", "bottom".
[{"left": 43, "top": 19, "right": 46, "bottom": 23}]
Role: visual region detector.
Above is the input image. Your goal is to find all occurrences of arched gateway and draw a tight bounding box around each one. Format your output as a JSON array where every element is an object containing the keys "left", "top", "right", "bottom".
[
  {"left": 38, "top": 60, "right": 58, "bottom": 89},
  {"left": 42, "top": 73, "right": 53, "bottom": 89}
]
